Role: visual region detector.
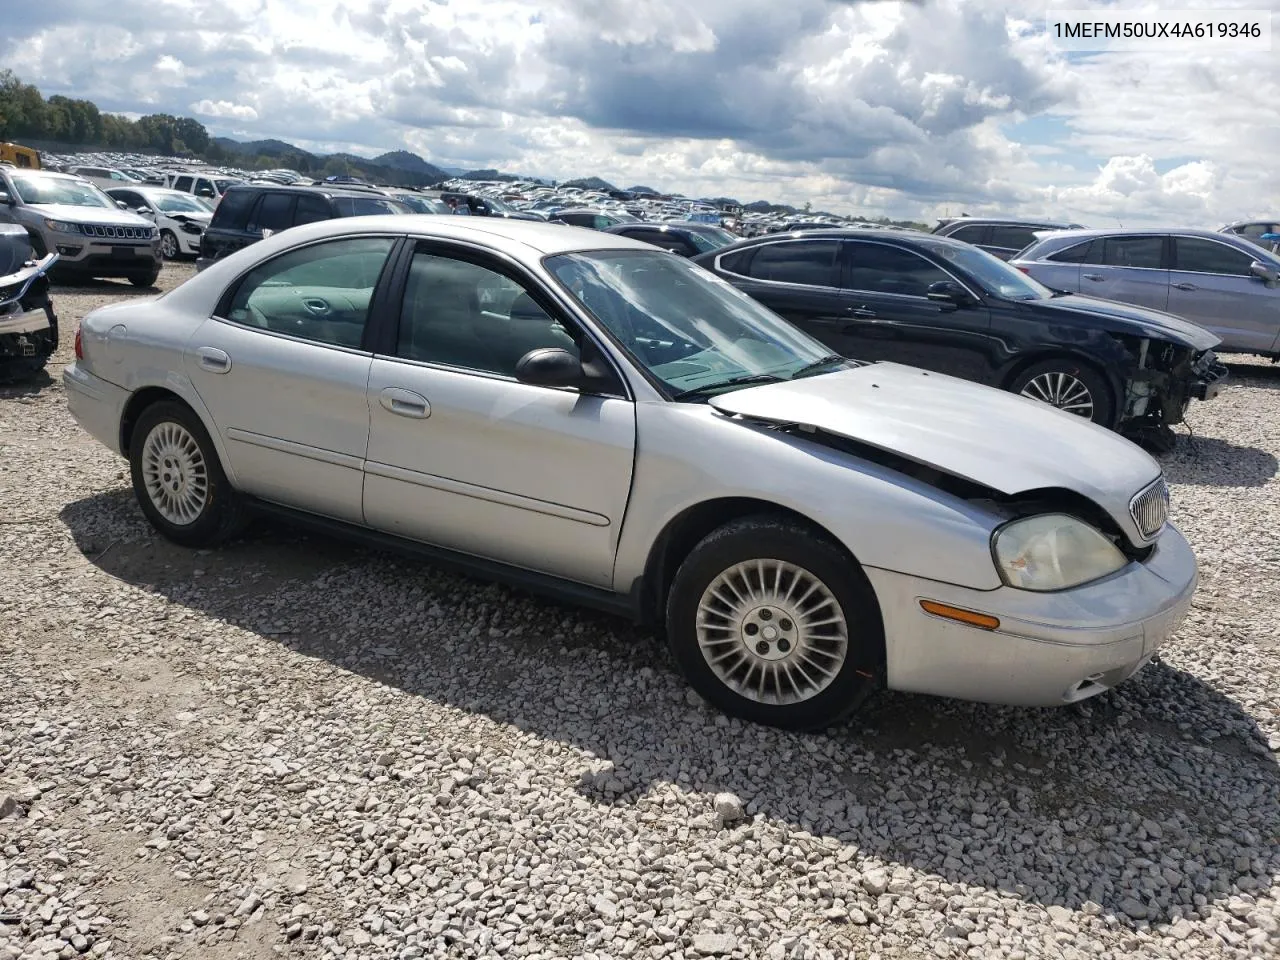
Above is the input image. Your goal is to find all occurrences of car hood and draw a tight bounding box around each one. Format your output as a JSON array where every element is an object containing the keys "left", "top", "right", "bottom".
[
  {"left": 1014, "top": 292, "right": 1220, "bottom": 352},
  {"left": 709, "top": 363, "right": 1161, "bottom": 539},
  {"left": 28, "top": 203, "right": 155, "bottom": 227}
]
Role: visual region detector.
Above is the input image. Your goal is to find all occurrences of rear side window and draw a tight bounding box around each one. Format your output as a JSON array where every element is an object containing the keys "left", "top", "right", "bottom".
[
  {"left": 988, "top": 225, "right": 1037, "bottom": 251},
  {"left": 945, "top": 223, "right": 988, "bottom": 243},
  {"left": 744, "top": 240, "right": 841, "bottom": 286},
  {"left": 209, "top": 189, "right": 256, "bottom": 229},
  {"left": 718, "top": 247, "right": 755, "bottom": 274},
  {"left": 293, "top": 194, "right": 333, "bottom": 226},
  {"left": 1047, "top": 240, "right": 1094, "bottom": 263},
  {"left": 250, "top": 193, "right": 296, "bottom": 233},
  {"left": 1100, "top": 236, "right": 1164, "bottom": 269},
  {"left": 332, "top": 197, "right": 406, "bottom": 217},
  {"left": 1172, "top": 237, "right": 1256, "bottom": 277}
]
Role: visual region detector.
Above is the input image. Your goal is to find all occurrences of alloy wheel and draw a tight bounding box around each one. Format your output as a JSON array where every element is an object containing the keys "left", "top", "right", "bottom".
[
  {"left": 161, "top": 231, "right": 179, "bottom": 259},
  {"left": 695, "top": 559, "right": 849, "bottom": 705},
  {"left": 140, "top": 421, "right": 209, "bottom": 525},
  {"left": 1020, "top": 371, "right": 1095, "bottom": 418}
]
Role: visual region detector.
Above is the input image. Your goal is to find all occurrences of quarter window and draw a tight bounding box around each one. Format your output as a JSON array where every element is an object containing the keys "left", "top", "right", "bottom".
[
  {"left": 945, "top": 223, "right": 988, "bottom": 243},
  {"left": 1172, "top": 237, "right": 1256, "bottom": 277},
  {"left": 396, "top": 250, "right": 579, "bottom": 377},
  {"left": 224, "top": 237, "right": 395, "bottom": 348},
  {"left": 744, "top": 240, "right": 841, "bottom": 287},
  {"left": 845, "top": 243, "right": 950, "bottom": 297},
  {"left": 1047, "top": 240, "right": 1094, "bottom": 263},
  {"left": 1100, "top": 236, "right": 1164, "bottom": 269}
]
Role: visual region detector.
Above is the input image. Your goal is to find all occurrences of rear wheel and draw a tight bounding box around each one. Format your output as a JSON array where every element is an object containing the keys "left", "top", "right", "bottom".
[
  {"left": 1009, "top": 359, "right": 1114, "bottom": 427},
  {"left": 128, "top": 401, "right": 245, "bottom": 547},
  {"left": 665, "top": 515, "right": 884, "bottom": 730}
]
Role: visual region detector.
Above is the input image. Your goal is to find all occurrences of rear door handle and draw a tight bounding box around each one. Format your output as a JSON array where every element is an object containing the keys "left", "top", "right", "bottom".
[
  {"left": 847, "top": 307, "right": 878, "bottom": 319},
  {"left": 1172, "top": 282, "right": 1198, "bottom": 291},
  {"left": 379, "top": 387, "right": 431, "bottom": 419},
  {"left": 196, "top": 346, "right": 231, "bottom": 373},
  {"left": 1082, "top": 273, "right": 1104, "bottom": 282}
]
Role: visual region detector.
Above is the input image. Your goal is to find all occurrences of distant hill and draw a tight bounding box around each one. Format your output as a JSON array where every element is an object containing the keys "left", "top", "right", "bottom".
[
  {"left": 562, "top": 176, "right": 617, "bottom": 192},
  {"left": 212, "top": 137, "right": 298, "bottom": 158},
  {"left": 374, "top": 150, "right": 450, "bottom": 181}
]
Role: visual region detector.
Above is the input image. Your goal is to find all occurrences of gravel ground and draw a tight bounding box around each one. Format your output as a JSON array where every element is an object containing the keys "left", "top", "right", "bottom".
[{"left": 2, "top": 262, "right": 1278, "bottom": 960}]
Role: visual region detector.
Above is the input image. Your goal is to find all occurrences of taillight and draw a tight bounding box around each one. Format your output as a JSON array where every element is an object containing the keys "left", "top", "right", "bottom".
[
  {"left": 1016, "top": 266, "right": 1030, "bottom": 274},
  {"left": 74, "top": 326, "right": 83, "bottom": 359}
]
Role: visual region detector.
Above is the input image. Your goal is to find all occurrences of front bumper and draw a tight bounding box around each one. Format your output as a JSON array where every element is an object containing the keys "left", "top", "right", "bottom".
[
  {"left": 0, "top": 306, "right": 56, "bottom": 360},
  {"left": 51, "top": 240, "right": 161, "bottom": 276},
  {"left": 866, "top": 524, "right": 1198, "bottom": 707},
  {"left": 63, "top": 362, "right": 130, "bottom": 455}
]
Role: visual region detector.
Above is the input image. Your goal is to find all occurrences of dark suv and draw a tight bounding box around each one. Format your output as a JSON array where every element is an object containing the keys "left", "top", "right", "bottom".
[
  {"left": 931, "top": 217, "right": 1084, "bottom": 260},
  {"left": 196, "top": 185, "right": 413, "bottom": 269}
]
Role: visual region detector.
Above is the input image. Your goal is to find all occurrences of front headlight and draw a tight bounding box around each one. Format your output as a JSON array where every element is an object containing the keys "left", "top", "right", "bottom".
[
  {"left": 993, "top": 514, "right": 1128, "bottom": 591},
  {"left": 43, "top": 218, "right": 80, "bottom": 234}
]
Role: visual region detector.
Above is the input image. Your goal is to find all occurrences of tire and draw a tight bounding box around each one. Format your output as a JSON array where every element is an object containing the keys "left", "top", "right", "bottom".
[
  {"left": 160, "top": 229, "right": 179, "bottom": 260},
  {"left": 128, "top": 400, "right": 245, "bottom": 547},
  {"left": 25, "top": 230, "right": 48, "bottom": 258},
  {"left": 665, "top": 515, "right": 885, "bottom": 730},
  {"left": 1008, "top": 358, "right": 1114, "bottom": 427},
  {"left": 128, "top": 269, "right": 161, "bottom": 288}
]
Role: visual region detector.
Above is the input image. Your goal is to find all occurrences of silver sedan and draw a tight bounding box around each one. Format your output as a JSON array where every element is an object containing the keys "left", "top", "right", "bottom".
[{"left": 64, "top": 217, "right": 1199, "bottom": 729}]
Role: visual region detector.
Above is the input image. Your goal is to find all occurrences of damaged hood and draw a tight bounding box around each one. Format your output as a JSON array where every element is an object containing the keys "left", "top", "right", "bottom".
[
  {"left": 709, "top": 363, "right": 1161, "bottom": 535},
  {"left": 1020, "top": 293, "right": 1220, "bottom": 352}
]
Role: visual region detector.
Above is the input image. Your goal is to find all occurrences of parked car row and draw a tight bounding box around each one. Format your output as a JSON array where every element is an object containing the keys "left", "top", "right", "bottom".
[{"left": 63, "top": 216, "right": 1199, "bottom": 730}]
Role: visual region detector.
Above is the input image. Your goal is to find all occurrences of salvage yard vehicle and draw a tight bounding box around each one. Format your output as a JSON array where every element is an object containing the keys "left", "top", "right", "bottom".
[
  {"left": 0, "top": 169, "right": 162, "bottom": 286},
  {"left": 604, "top": 220, "right": 739, "bottom": 257},
  {"left": 931, "top": 216, "right": 1084, "bottom": 261},
  {"left": 0, "top": 224, "right": 58, "bottom": 381},
  {"left": 64, "top": 218, "right": 1198, "bottom": 730},
  {"left": 1012, "top": 228, "right": 1280, "bottom": 358},
  {"left": 693, "top": 230, "right": 1227, "bottom": 442},
  {"left": 107, "top": 186, "right": 213, "bottom": 260}
]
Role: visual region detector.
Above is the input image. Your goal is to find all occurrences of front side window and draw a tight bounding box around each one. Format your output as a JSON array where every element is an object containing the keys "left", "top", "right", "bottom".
[
  {"left": 174, "top": 176, "right": 194, "bottom": 192},
  {"left": 1100, "top": 236, "right": 1164, "bottom": 269},
  {"left": 224, "top": 237, "right": 395, "bottom": 348},
  {"left": 546, "top": 250, "right": 841, "bottom": 397},
  {"left": 845, "top": 243, "right": 950, "bottom": 296},
  {"left": 743, "top": 240, "right": 841, "bottom": 287},
  {"left": 293, "top": 195, "right": 332, "bottom": 226},
  {"left": 195, "top": 179, "right": 216, "bottom": 197},
  {"left": 1172, "top": 237, "right": 1257, "bottom": 277},
  {"left": 396, "top": 249, "right": 578, "bottom": 376},
  {"left": 916, "top": 237, "right": 1054, "bottom": 300}
]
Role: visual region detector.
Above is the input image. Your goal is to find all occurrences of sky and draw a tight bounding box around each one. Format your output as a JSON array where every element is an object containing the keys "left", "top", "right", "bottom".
[{"left": 2, "top": 0, "right": 1276, "bottom": 226}]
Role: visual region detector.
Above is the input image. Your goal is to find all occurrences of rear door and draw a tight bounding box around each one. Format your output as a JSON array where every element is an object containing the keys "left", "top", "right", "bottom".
[
  {"left": 1024, "top": 237, "right": 1094, "bottom": 293},
  {"left": 836, "top": 240, "right": 997, "bottom": 383},
  {"left": 1168, "top": 235, "right": 1280, "bottom": 353},
  {"left": 716, "top": 238, "right": 848, "bottom": 346},
  {"left": 201, "top": 189, "right": 256, "bottom": 261},
  {"left": 1080, "top": 235, "right": 1170, "bottom": 312},
  {"left": 185, "top": 235, "right": 399, "bottom": 522}
]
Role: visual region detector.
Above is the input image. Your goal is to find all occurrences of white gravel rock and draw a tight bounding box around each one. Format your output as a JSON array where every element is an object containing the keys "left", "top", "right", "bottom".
[{"left": 0, "top": 266, "right": 1277, "bottom": 959}]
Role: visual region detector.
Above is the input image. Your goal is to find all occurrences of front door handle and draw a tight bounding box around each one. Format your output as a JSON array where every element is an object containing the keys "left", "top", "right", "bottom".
[
  {"left": 847, "top": 307, "right": 878, "bottom": 319},
  {"left": 1172, "top": 282, "right": 1198, "bottom": 291},
  {"left": 379, "top": 387, "right": 431, "bottom": 419},
  {"left": 196, "top": 346, "right": 231, "bottom": 373},
  {"left": 1082, "top": 273, "right": 1104, "bottom": 282}
]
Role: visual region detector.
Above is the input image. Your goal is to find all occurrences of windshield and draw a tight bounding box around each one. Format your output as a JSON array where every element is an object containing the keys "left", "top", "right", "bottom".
[
  {"left": 484, "top": 196, "right": 517, "bottom": 214},
  {"left": 918, "top": 238, "right": 1054, "bottom": 300},
  {"left": 685, "top": 228, "right": 737, "bottom": 253},
  {"left": 332, "top": 197, "right": 412, "bottom": 217},
  {"left": 151, "top": 193, "right": 211, "bottom": 214},
  {"left": 11, "top": 175, "right": 113, "bottom": 208},
  {"left": 545, "top": 250, "right": 848, "bottom": 397}
]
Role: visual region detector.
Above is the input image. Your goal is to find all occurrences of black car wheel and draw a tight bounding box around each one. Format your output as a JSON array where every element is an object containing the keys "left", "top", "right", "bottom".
[
  {"left": 1009, "top": 359, "right": 1114, "bottom": 427},
  {"left": 665, "top": 515, "right": 884, "bottom": 730},
  {"left": 128, "top": 267, "right": 161, "bottom": 288},
  {"left": 128, "top": 400, "right": 246, "bottom": 547}
]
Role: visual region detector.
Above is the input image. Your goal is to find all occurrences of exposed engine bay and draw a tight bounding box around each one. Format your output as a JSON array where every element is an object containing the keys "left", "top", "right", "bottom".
[{"left": 0, "top": 223, "right": 59, "bottom": 382}]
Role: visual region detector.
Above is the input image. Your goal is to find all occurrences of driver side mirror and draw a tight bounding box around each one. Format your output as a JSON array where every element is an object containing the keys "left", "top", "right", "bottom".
[
  {"left": 514, "top": 346, "right": 618, "bottom": 393},
  {"left": 197, "top": 189, "right": 215, "bottom": 198},
  {"left": 1249, "top": 260, "right": 1279, "bottom": 286},
  {"left": 137, "top": 207, "right": 153, "bottom": 217},
  {"left": 116, "top": 200, "right": 128, "bottom": 210},
  {"left": 0, "top": 190, "right": 12, "bottom": 205},
  {"left": 926, "top": 280, "right": 976, "bottom": 307}
]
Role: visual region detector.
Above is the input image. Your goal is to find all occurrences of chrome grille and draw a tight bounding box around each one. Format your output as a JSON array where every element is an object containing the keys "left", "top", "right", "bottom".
[
  {"left": 1130, "top": 477, "right": 1169, "bottom": 539},
  {"left": 80, "top": 224, "right": 151, "bottom": 240}
]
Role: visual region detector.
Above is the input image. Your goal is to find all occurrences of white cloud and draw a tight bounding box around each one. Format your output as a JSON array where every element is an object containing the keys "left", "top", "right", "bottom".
[
  {"left": 191, "top": 99, "right": 259, "bottom": 122},
  {"left": 1, "top": 0, "right": 1275, "bottom": 224}
]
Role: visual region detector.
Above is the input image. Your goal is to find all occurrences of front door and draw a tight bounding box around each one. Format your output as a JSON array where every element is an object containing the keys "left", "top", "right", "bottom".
[
  {"left": 185, "top": 235, "right": 399, "bottom": 523},
  {"left": 362, "top": 242, "right": 636, "bottom": 587},
  {"left": 835, "top": 239, "right": 997, "bottom": 384},
  {"left": 1168, "top": 235, "right": 1280, "bottom": 353}
]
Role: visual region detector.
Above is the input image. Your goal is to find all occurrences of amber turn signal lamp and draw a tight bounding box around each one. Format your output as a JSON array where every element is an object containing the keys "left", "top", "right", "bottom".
[{"left": 919, "top": 600, "right": 1000, "bottom": 631}]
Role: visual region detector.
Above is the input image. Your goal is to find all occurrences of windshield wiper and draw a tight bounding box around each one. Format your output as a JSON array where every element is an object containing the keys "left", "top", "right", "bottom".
[
  {"left": 671, "top": 373, "right": 786, "bottom": 401},
  {"left": 790, "top": 354, "right": 851, "bottom": 378}
]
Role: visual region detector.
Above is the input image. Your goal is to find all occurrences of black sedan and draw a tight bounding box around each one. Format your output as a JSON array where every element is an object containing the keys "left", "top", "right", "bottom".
[
  {"left": 691, "top": 229, "right": 1227, "bottom": 442},
  {"left": 604, "top": 221, "right": 739, "bottom": 257}
]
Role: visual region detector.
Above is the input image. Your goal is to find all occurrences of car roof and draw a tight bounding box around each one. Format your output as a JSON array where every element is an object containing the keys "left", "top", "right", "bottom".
[
  {"left": 1028, "top": 226, "right": 1246, "bottom": 240},
  {"left": 218, "top": 214, "right": 654, "bottom": 257},
  {"left": 937, "top": 216, "right": 1079, "bottom": 227},
  {"left": 221, "top": 183, "right": 389, "bottom": 200}
]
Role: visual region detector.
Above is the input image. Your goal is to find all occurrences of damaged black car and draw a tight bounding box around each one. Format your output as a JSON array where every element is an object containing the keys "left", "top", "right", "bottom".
[
  {"left": 0, "top": 223, "right": 59, "bottom": 382},
  {"left": 692, "top": 229, "right": 1226, "bottom": 448}
]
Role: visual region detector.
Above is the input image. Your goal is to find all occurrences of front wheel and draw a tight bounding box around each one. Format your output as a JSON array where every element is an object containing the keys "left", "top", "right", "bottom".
[
  {"left": 1008, "top": 359, "right": 1114, "bottom": 427},
  {"left": 128, "top": 400, "right": 245, "bottom": 547},
  {"left": 160, "top": 229, "right": 179, "bottom": 260},
  {"left": 665, "top": 516, "right": 885, "bottom": 730},
  {"left": 128, "top": 267, "right": 161, "bottom": 288}
]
